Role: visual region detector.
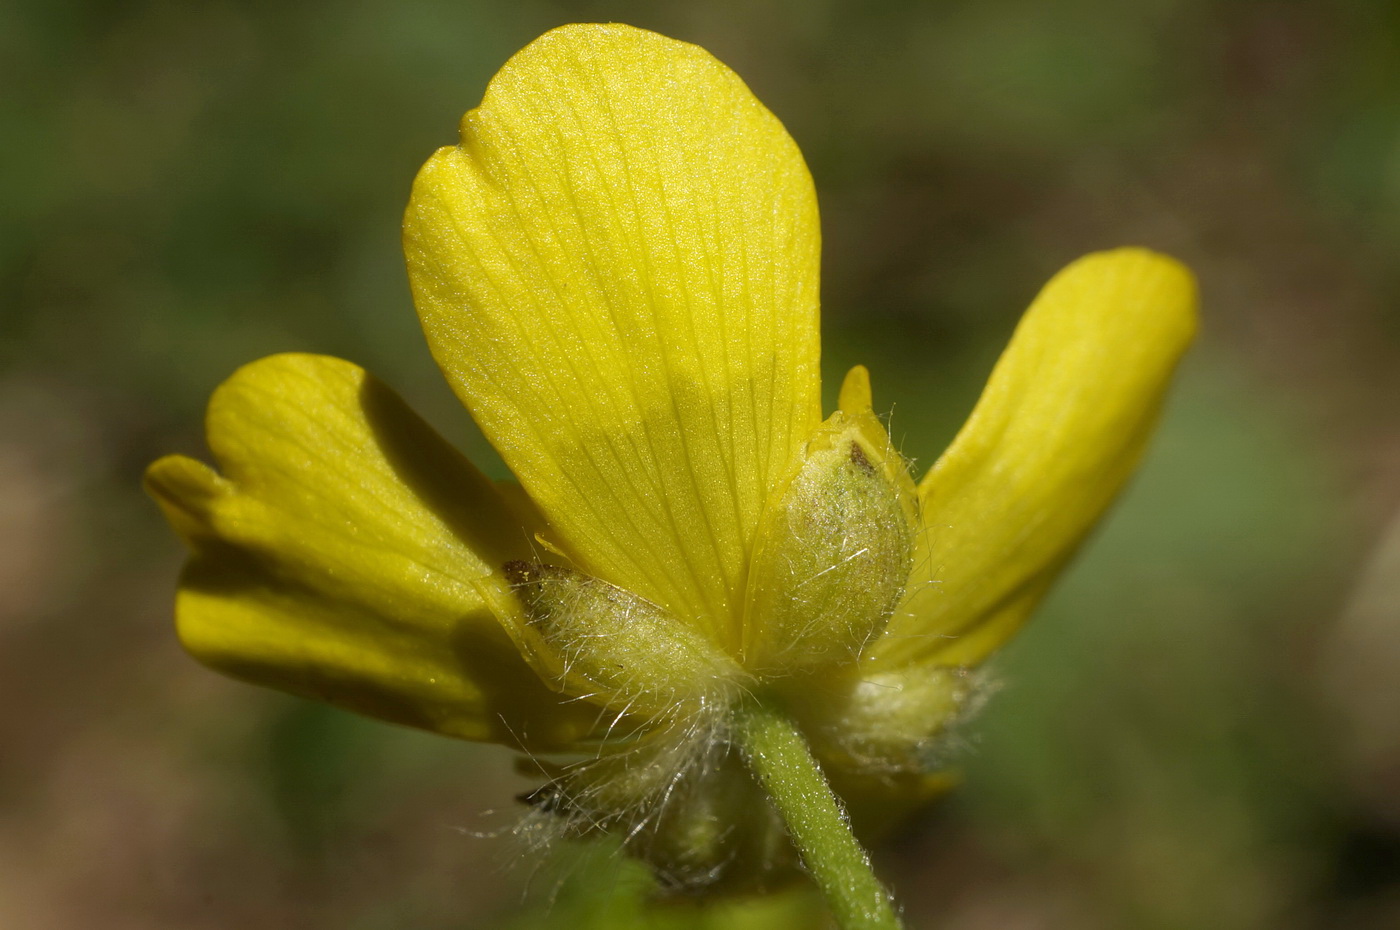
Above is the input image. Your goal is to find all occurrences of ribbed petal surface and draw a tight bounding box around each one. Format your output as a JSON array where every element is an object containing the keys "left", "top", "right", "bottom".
[
  {"left": 146, "top": 353, "right": 601, "bottom": 750},
  {"left": 875, "top": 249, "right": 1198, "bottom": 667},
  {"left": 403, "top": 24, "right": 822, "bottom": 644}
]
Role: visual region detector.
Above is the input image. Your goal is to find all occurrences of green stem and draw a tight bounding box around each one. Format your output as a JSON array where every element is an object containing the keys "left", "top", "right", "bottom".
[{"left": 732, "top": 694, "right": 904, "bottom": 930}]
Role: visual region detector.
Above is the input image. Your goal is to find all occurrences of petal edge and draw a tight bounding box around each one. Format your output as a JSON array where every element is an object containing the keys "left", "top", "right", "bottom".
[
  {"left": 875, "top": 248, "right": 1197, "bottom": 666},
  {"left": 403, "top": 24, "right": 823, "bottom": 638},
  {"left": 147, "top": 353, "right": 601, "bottom": 749}
]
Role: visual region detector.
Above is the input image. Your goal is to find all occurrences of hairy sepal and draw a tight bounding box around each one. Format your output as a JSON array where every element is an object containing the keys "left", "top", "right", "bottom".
[
  {"left": 498, "top": 561, "right": 743, "bottom": 721},
  {"left": 742, "top": 398, "right": 918, "bottom": 677},
  {"left": 516, "top": 718, "right": 800, "bottom": 895}
]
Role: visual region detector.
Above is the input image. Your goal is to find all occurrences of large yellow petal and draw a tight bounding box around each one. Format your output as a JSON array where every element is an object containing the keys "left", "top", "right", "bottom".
[
  {"left": 145, "top": 353, "right": 601, "bottom": 750},
  {"left": 403, "top": 24, "right": 822, "bottom": 646},
  {"left": 874, "top": 249, "right": 1198, "bottom": 667}
]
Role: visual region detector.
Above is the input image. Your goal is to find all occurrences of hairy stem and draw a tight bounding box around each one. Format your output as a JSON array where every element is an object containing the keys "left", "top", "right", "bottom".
[{"left": 732, "top": 695, "right": 903, "bottom": 930}]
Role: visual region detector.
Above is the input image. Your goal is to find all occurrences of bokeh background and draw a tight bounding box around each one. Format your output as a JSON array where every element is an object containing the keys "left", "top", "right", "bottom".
[{"left": 4, "top": 0, "right": 1400, "bottom": 927}]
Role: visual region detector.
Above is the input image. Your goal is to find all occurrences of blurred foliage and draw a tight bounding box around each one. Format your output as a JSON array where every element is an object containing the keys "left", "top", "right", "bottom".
[{"left": 3, "top": 0, "right": 1400, "bottom": 928}]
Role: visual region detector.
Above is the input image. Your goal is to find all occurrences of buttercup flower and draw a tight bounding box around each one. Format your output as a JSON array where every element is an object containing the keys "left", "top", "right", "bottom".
[{"left": 147, "top": 22, "right": 1195, "bottom": 915}]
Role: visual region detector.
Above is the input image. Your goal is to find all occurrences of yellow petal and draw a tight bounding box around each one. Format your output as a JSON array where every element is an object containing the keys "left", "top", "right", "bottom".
[
  {"left": 145, "top": 353, "right": 599, "bottom": 750},
  {"left": 837, "top": 364, "right": 873, "bottom": 415},
  {"left": 875, "top": 249, "right": 1198, "bottom": 667},
  {"left": 403, "top": 23, "right": 822, "bottom": 647}
]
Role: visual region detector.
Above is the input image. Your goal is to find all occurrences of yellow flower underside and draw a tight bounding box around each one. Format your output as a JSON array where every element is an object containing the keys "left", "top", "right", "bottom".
[
  {"left": 146, "top": 354, "right": 601, "bottom": 750},
  {"left": 878, "top": 249, "right": 1197, "bottom": 669},
  {"left": 147, "top": 24, "right": 1197, "bottom": 780}
]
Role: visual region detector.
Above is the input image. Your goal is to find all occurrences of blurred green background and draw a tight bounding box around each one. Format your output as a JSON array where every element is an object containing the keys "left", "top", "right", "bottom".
[{"left": 4, "top": 0, "right": 1400, "bottom": 927}]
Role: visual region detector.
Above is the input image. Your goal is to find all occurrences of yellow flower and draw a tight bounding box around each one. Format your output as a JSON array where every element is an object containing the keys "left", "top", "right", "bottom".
[{"left": 146, "top": 23, "right": 1195, "bottom": 894}]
